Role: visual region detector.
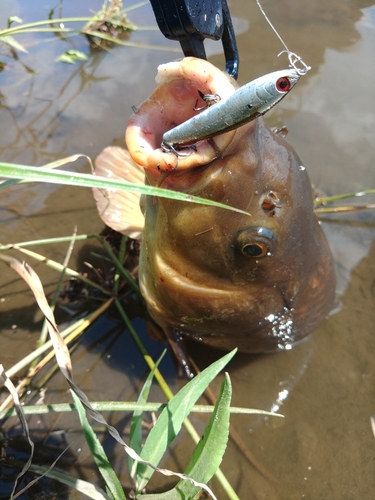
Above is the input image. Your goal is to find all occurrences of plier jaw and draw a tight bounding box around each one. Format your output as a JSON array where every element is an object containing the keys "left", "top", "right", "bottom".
[{"left": 149, "top": 0, "right": 239, "bottom": 80}]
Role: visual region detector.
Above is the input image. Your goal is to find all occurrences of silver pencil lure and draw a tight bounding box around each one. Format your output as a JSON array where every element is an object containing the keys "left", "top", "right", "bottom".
[{"left": 161, "top": 68, "right": 300, "bottom": 152}]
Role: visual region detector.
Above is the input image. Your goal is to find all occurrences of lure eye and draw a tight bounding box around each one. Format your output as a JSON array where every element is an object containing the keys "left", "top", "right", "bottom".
[
  {"left": 276, "top": 77, "right": 291, "bottom": 93},
  {"left": 235, "top": 227, "right": 277, "bottom": 258}
]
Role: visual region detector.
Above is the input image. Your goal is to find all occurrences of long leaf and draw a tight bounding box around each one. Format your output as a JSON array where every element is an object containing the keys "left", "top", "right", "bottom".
[
  {"left": 135, "top": 349, "right": 237, "bottom": 492},
  {"left": 313, "top": 188, "right": 375, "bottom": 205},
  {"left": 139, "top": 373, "right": 232, "bottom": 500},
  {"left": 129, "top": 351, "right": 166, "bottom": 482},
  {"left": 0, "top": 162, "right": 249, "bottom": 215},
  {"left": 0, "top": 401, "right": 279, "bottom": 419},
  {"left": 71, "top": 391, "right": 126, "bottom": 500},
  {"left": 1, "top": 35, "right": 28, "bottom": 53},
  {"left": 10, "top": 461, "right": 110, "bottom": 500},
  {"left": 0, "top": 154, "right": 92, "bottom": 189}
]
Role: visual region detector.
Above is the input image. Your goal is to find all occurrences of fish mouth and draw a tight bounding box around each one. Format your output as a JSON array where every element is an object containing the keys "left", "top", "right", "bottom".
[{"left": 126, "top": 57, "right": 239, "bottom": 172}]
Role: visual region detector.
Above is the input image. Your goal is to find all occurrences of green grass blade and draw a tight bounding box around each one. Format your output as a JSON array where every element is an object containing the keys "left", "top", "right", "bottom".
[
  {"left": 71, "top": 391, "right": 126, "bottom": 500},
  {"left": 1, "top": 35, "right": 28, "bottom": 53},
  {"left": 113, "top": 235, "right": 128, "bottom": 296},
  {"left": 0, "top": 154, "right": 93, "bottom": 189},
  {"left": 81, "top": 30, "right": 180, "bottom": 51},
  {"left": 0, "top": 17, "right": 102, "bottom": 37},
  {"left": 139, "top": 373, "right": 232, "bottom": 500},
  {"left": 0, "top": 234, "right": 94, "bottom": 251},
  {"left": 2, "top": 245, "right": 111, "bottom": 296},
  {"left": 7, "top": 455, "right": 110, "bottom": 500},
  {"left": 0, "top": 162, "right": 249, "bottom": 215},
  {"left": 314, "top": 188, "right": 375, "bottom": 205},
  {"left": 0, "top": 401, "right": 280, "bottom": 419},
  {"left": 135, "top": 349, "right": 237, "bottom": 492},
  {"left": 129, "top": 351, "right": 166, "bottom": 482},
  {"left": 18, "top": 462, "right": 110, "bottom": 499},
  {"left": 56, "top": 49, "right": 88, "bottom": 64},
  {"left": 98, "top": 238, "right": 142, "bottom": 299},
  {"left": 122, "top": 1, "right": 149, "bottom": 13}
]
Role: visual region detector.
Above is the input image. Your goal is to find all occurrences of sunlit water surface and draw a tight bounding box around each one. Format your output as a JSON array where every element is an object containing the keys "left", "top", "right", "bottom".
[{"left": 1, "top": 0, "right": 375, "bottom": 498}]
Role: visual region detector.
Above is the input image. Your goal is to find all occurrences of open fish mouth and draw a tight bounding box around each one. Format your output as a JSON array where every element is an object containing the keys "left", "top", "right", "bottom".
[{"left": 126, "top": 57, "right": 242, "bottom": 172}]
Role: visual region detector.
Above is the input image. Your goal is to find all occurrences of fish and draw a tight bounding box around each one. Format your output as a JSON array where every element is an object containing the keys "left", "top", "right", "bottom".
[{"left": 93, "top": 57, "right": 336, "bottom": 356}]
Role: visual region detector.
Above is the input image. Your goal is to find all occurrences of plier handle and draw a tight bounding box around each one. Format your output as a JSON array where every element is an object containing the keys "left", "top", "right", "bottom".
[{"left": 149, "top": 0, "right": 239, "bottom": 80}]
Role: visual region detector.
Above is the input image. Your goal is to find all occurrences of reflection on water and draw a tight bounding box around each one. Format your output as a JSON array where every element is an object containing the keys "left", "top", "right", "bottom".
[{"left": 1, "top": 0, "right": 375, "bottom": 499}]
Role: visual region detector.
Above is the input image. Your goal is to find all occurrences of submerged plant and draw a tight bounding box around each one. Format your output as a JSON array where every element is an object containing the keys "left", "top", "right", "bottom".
[
  {"left": 83, "top": 0, "right": 135, "bottom": 44},
  {"left": 0, "top": 222, "right": 277, "bottom": 499},
  {"left": 0, "top": 0, "right": 176, "bottom": 69}
]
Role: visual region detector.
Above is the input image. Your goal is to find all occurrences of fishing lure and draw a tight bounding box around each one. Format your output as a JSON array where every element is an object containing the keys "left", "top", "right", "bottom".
[
  {"left": 161, "top": 0, "right": 311, "bottom": 156},
  {"left": 161, "top": 68, "right": 300, "bottom": 153}
]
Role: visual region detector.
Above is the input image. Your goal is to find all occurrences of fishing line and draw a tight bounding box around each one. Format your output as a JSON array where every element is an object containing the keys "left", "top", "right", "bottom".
[{"left": 255, "top": 0, "right": 311, "bottom": 75}]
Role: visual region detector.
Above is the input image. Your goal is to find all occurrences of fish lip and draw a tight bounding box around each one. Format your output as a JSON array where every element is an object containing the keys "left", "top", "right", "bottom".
[{"left": 126, "top": 57, "right": 240, "bottom": 172}]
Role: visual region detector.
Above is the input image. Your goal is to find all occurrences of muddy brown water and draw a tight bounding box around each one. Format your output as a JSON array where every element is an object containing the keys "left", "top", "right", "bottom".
[{"left": 1, "top": 0, "right": 375, "bottom": 498}]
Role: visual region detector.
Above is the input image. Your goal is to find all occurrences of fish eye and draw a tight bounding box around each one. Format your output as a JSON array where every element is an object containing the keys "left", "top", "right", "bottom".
[
  {"left": 242, "top": 242, "right": 268, "bottom": 257},
  {"left": 236, "top": 227, "right": 277, "bottom": 258},
  {"left": 276, "top": 77, "right": 291, "bottom": 93}
]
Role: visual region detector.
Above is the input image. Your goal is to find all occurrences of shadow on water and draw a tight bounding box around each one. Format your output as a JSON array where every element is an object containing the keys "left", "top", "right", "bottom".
[{"left": 1, "top": 0, "right": 375, "bottom": 498}]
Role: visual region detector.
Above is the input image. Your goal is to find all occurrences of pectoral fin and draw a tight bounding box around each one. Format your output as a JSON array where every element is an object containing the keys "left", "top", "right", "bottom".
[{"left": 93, "top": 146, "right": 145, "bottom": 239}]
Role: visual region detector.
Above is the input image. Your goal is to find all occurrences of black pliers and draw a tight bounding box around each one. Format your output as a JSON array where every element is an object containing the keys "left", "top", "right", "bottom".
[{"left": 149, "top": 0, "right": 239, "bottom": 80}]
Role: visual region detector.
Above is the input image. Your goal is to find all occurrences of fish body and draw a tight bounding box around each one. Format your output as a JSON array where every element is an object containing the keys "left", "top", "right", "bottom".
[
  {"left": 162, "top": 69, "right": 300, "bottom": 149},
  {"left": 139, "top": 117, "right": 335, "bottom": 352},
  {"left": 94, "top": 57, "right": 336, "bottom": 353}
]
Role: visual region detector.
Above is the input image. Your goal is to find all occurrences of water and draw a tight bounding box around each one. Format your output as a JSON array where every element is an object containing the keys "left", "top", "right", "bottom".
[{"left": 1, "top": 0, "right": 375, "bottom": 498}]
